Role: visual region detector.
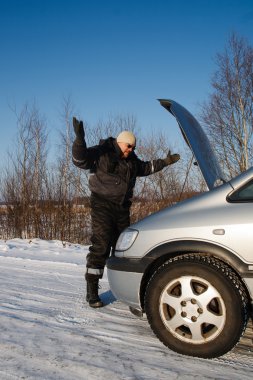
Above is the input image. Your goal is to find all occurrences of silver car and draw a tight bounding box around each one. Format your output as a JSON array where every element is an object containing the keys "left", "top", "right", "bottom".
[{"left": 107, "top": 99, "right": 253, "bottom": 359}]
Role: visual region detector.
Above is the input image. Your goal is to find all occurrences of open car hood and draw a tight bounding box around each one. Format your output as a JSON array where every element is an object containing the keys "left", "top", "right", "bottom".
[{"left": 159, "top": 99, "right": 227, "bottom": 190}]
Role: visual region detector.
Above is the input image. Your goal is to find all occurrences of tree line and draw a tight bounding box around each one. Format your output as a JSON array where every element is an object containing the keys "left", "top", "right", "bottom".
[
  {"left": 0, "top": 33, "right": 252, "bottom": 244},
  {"left": 0, "top": 99, "right": 198, "bottom": 243}
]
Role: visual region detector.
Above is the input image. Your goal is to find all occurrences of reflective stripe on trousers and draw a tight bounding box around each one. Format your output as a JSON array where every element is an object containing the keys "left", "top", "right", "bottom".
[{"left": 86, "top": 268, "right": 104, "bottom": 276}]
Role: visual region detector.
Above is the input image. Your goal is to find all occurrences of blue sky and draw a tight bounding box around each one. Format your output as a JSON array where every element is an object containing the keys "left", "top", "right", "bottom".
[{"left": 1, "top": 0, "right": 253, "bottom": 163}]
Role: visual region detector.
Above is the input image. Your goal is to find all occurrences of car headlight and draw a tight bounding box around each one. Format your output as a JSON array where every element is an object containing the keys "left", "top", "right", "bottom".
[{"left": 115, "top": 228, "right": 139, "bottom": 251}]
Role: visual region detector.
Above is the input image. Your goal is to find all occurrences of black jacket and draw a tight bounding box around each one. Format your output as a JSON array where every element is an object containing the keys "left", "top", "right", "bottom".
[{"left": 72, "top": 137, "right": 167, "bottom": 205}]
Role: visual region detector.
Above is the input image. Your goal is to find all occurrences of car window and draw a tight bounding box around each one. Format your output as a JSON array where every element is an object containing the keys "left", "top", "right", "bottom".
[{"left": 228, "top": 179, "right": 253, "bottom": 202}]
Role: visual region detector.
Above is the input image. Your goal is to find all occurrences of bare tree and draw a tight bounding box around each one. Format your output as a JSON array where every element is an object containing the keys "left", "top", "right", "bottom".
[
  {"left": 201, "top": 33, "right": 253, "bottom": 177},
  {"left": 1, "top": 103, "right": 48, "bottom": 238}
]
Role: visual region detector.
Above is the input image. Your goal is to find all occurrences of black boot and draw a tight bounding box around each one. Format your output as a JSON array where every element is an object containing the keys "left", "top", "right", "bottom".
[{"left": 86, "top": 279, "right": 103, "bottom": 308}]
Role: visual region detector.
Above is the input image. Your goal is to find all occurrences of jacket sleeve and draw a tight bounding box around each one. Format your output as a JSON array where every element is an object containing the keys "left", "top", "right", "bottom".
[
  {"left": 72, "top": 140, "right": 102, "bottom": 170},
  {"left": 134, "top": 155, "right": 168, "bottom": 177}
]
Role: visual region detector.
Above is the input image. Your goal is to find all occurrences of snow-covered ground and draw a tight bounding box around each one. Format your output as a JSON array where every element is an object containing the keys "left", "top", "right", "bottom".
[{"left": 0, "top": 238, "right": 253, "bottom": 380}]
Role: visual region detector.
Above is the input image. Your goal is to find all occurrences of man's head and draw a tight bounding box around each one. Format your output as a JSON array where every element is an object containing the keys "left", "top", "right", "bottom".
[{"left": 116, "top": 131, "right": 136, "bottom": 158}]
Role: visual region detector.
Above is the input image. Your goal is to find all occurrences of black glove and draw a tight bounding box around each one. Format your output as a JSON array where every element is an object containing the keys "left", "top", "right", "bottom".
[
  {"left": 73, "top": 117, "right": 85, "bottom": 144},
  {"left": 164, "top": 150, "right": 180, "bottom": 165}
]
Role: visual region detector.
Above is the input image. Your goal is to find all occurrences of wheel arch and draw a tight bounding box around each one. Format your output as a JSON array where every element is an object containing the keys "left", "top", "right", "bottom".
[{"left": 139, "top": 239, "right": 251, "bottom": 310}]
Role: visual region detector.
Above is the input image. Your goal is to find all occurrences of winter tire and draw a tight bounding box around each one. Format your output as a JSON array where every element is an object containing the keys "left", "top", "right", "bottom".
[{"left": 145, "top": 254, "right": 249, "bottom": 358}]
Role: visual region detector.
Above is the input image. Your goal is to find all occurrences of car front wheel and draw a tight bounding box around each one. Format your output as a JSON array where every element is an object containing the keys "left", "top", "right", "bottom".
[{"left": 145, "top": 254, "right": 249, "bottom": 358}]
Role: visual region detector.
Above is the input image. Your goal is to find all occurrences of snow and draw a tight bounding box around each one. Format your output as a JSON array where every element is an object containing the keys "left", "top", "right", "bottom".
[{"left": 0, "top": 238, "right": 253, "bottom": 380}]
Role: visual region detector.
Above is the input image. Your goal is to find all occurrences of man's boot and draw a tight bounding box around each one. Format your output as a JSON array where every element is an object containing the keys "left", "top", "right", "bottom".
[{"left": 86, "top": 278, "right": 103, "bottom": 308}]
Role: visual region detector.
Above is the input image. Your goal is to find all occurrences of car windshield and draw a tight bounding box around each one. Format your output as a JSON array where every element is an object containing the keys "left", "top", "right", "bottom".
[{"left": 229, "top": 178, "right": 253, "bottom": 202}]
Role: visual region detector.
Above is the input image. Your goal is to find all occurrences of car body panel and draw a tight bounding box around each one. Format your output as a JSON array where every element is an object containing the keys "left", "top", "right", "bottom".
[
  {"left": 106, "top": 269, "right": 142, "bottom": 309},
  {"left": 113, "top": 178, "right": 253, "bottom": 263}
]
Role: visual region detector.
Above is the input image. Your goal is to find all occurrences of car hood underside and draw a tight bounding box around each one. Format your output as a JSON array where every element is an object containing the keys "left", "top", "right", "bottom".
[{"left": 158, "top": 99, "right": 227, "bottom": 190}]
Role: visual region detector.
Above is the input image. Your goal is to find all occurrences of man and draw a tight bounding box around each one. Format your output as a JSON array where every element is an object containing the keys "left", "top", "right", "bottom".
[{"left": 72, "top": 117, "right": 180, "bottom": 308}]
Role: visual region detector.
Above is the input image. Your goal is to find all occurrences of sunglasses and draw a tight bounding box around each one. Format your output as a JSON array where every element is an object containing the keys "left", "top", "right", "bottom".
[{"left": 127, "top": 144, "right": 135, "bottom": 150}]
